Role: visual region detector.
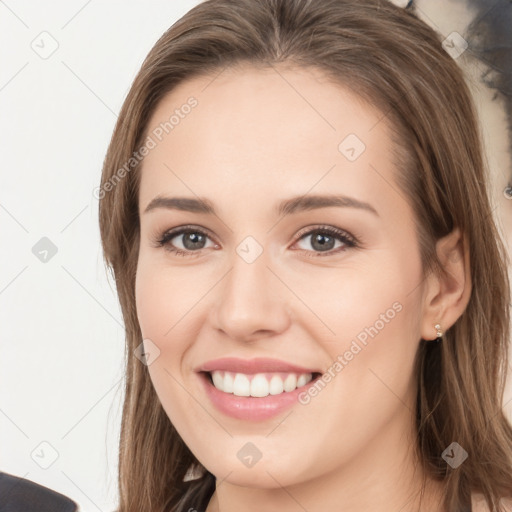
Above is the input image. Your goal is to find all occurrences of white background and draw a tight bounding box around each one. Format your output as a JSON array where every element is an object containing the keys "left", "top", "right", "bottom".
[{"left": 1, "top": 1, "right": 511, "bottom": 511}]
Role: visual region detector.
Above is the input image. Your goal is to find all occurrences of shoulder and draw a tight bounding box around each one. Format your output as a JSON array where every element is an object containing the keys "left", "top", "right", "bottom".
[
  {"left": 0, "top": 471, "right": 79, "bottom": 512},
  {"left": 472, "top": 493, "right": 512, "bottom": 512}
]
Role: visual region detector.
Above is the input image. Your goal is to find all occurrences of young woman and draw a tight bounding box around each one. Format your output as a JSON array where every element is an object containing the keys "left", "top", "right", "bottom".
[{"left": 97, "top": 0, "right": 512, "bottom": 511}]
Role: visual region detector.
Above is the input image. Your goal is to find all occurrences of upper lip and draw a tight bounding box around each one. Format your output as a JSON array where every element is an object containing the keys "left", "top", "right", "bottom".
[{"left": 195, "top": 357, "right": 321, "bottom": 374}]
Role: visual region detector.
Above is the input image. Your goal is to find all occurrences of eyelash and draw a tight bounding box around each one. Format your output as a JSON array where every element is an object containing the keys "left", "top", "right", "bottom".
[{"left": 154, "top": 224, "right": 359, "bottom": 258}]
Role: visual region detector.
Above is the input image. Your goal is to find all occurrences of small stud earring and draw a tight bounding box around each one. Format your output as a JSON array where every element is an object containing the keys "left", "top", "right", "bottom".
[{"left": 434, "top": 323, "right": 443, "bottom": 341}]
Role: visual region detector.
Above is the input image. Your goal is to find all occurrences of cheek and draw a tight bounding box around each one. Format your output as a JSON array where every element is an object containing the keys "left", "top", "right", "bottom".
[
  {"left": 135, "top": 257, "right": 197, "bottom": 420},
  {"left": 297, "top": 269, "right": 422, "bottom": 471},
  {"left": 134, "top": 253, "right": 215, "bottom": 399},
  {"left": 312, "top": 251, "right": 423, "bottom": 401},
  {"left": 134, "top": 256, "right": 191, "bottom": 405},
  {"left": 298, "top": 253, "right": 420, "bottom": 348},
  {"left": 135, "top": 253, "right": 200, "bottom": 342},
  {"left": 135, "top": 261, "right": 170, "bottom": 341}
]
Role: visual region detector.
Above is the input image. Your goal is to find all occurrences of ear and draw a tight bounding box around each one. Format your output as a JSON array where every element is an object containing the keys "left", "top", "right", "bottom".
[{"left": 420, "top": 227, "right": 472, "bottom": 341}]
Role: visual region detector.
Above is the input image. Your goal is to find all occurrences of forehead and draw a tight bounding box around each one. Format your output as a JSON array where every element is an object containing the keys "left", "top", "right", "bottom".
[{"left": 138, "top": 63, "right": 402, "bottom": 215}]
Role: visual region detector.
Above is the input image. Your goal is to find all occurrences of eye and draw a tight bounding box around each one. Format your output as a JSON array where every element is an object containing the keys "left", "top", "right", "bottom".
[
  {"left": 155, "top": 225, "right": 218, "bottom": 257},
  {"left": 292, "top": 225, "right": 358, "bottom": 257}
]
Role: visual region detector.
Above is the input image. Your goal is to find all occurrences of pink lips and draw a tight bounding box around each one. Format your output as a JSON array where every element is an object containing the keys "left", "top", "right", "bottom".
[
  {"left": 195, "top": 357, "right": 321, "bottom": 421},
  {"left": 195, "top": 356, "right": 320, "bottom": 374}
]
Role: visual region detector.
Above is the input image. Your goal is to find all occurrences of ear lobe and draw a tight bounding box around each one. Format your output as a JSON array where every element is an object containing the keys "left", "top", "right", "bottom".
[{"left": 420, "top": 227, "right": 472, "bottom": 341}]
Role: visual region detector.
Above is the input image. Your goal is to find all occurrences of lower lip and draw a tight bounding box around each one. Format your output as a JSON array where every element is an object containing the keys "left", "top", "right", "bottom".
[{"left": 198, "top": 372, "right": 319, "bottom": 421}]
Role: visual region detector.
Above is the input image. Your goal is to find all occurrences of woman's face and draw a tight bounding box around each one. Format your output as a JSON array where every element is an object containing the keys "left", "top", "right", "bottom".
[{"left": 135, "top": 64, "right": 433, "bottom": 489}]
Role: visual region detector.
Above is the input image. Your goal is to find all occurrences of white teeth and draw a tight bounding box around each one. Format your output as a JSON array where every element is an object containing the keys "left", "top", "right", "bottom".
[
  {"left": 233, "top": 373, "right": 250, "bottom": 396},
  {"left": 269, "top": 375, "right": 284, "bottom": 395},
  {"left": 223, "top": 372, "right": 234, "bottom": 393},
  {"left": 211, "top": 371, "right": 224, "bottom": 390},
  {"left": 297, "top": 374, "right": 308, "bottom": 387},
  {"left": 250, "top": 374, "right": 269, "bottom": 397},
  {"left": 209, "top": 371, "right": 314, "bottom": 397},
  {"left": 283, "top": 373, "right": 297, "bottom": 392}
]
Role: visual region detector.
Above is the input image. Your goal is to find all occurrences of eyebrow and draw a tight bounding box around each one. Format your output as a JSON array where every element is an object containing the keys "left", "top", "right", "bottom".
[{"left": 143, "top": 194, "right": 379, "bottom": 217}]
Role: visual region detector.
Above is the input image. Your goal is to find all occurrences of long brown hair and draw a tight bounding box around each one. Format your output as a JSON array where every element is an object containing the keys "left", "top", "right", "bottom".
[{"left": 98, "top": 1, "right": 512, "bottom": 510}]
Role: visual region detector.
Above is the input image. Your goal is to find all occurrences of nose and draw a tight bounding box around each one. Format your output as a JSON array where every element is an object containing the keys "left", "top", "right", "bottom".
[{"left": 212, "top": 248, "right": 291, "bottom": 343}]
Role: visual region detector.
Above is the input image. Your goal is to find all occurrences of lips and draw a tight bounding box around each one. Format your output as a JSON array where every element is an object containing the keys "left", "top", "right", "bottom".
[
  {"left": 195, "top": 356, "right": 321, "bottom": 374},
  {"left": 194, "top": 357, "right": 323, "bottom": 420},
  {"left": 197, "top": 370, "right": 322, "bottom": 421}
]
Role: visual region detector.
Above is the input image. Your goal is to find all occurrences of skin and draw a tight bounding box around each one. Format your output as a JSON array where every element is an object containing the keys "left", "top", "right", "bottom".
[{"left": 135, "top": 63, "right": 471, "bottom": 512}]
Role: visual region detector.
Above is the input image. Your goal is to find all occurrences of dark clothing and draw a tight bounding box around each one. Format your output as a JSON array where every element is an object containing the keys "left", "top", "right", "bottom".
[{"left": 0, "top": 471, "right": 78, "bottom": 512}]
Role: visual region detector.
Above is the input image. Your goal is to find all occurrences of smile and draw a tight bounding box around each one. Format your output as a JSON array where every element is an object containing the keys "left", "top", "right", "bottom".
[
  {"left": 198, "top": 370, "right": 322, "bottom": 421},
  {"left": 208, "top": 370, "right": 315, "bottom": 397}
]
